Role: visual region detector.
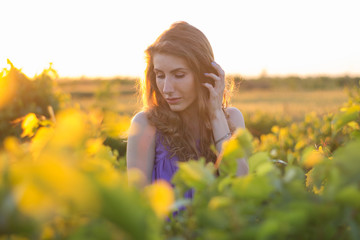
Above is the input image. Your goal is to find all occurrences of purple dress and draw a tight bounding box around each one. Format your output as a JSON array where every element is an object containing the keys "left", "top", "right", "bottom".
[{"left": 151, "top": 131, "right": 195, "bottom": 199}]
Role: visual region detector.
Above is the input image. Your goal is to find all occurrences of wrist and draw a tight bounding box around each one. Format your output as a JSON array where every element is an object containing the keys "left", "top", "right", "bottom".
[
  {"left": 215, "top": 132, "right": 232, "bottom": 145},
  {"left": 210, "top": 108, "right": 225, "bottom": 121},
  {"left": 210, "top": 108, "right": 231, "bottom": 147}
]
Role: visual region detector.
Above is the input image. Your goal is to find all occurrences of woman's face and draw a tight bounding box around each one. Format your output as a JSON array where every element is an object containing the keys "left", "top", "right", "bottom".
[{"left": 153, "top": 53, "right": 197, "bottom": 113}]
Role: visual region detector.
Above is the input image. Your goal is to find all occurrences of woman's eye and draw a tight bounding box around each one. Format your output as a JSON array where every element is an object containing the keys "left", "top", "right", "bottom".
[
  {"left": 156, "top": 74, "right": 165, "bottom": 79},
  {"left": 175, "top": 73, "right": 185, "bottom": 78}
]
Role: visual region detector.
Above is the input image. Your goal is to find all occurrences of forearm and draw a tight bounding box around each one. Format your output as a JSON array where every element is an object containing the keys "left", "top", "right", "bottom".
[
  {"left": 211, "top": 109, "right": 231, "bottom": 153},
  {"left": 211, "top": 109, "right": 249, "bottom": 176}
]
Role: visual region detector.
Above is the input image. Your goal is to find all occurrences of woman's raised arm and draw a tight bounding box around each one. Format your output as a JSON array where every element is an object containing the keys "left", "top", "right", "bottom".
[
  {"left": 226, "top": 107, "right": 249, "bottom": 177},
  {"left": 203, "top": 61, "right": 249, "bottom": 177}
]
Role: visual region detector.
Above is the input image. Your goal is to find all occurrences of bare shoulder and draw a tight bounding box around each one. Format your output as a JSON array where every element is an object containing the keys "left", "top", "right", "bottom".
[
  {"left": 129, "top": 111, "right": 156, "bottom": 137},
  {"left": 225, "top": 107, "right": 245, "bottom": 129},
  {"left": 132, "top": 111, "right": 149, "bottom": 124}
]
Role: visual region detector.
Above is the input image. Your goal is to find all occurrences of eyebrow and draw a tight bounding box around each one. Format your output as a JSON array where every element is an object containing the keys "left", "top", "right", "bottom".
[{"left": 153, "top": 67, "right": 188, "bottom": 73}]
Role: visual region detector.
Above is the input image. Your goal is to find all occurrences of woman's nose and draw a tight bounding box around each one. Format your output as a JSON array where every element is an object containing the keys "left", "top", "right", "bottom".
[{"left": 162, "top": 77, "right": 174, "bottom": 94}]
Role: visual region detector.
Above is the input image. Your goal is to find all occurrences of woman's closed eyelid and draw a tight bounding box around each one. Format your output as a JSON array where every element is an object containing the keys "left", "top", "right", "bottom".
[
  {"left": 175, "top": 73, "right": 185, "bottom": 78},
  {"left": 156, "top": 72, "right": 185, "bottom": 79},
  {"left": 174, "top": 70, "right": 186, "bottom": 77}
]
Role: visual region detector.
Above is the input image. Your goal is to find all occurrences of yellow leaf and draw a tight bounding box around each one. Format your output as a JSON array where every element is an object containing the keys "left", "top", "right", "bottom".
[
  {"left": 208, "top": 196, "right": 231, "bottom": 210},
  {"left": 86, "top": 138, "right": 104, "bottom": 156},
  {"left": 313, "top": 185, "right": 324, "bottom": 195},
  {"left": 271, "top": 125, "right": 280, "bottom": 134},
  {"left": 4, "top": 137, "right": 21, "bottom": 154},
  {"left": 295, "top": 139, "right": 307, "bottom": 151},
  {"left": 41, "top": 224, "right": 55, "bottom": 239},
  {"left": 80, "top": 158, "right": 122, "bottom": 188},
  {"left": 222, "top": 137, "right": 242, "bottom": 157},
  {"left": 102, "top": 111, "right": 131, "bottom": 138},
  {"left": 0, "top": 69, "right": 17, "bottom": 109},
  {"left": 145, "top": 180, "right": 174, "bottom": 218},
  {"left": 51, "top": 109, "right": 88, "bottom": 148},
  {"left": 15, "top": 182, "right": 56, "bottom": 219},
  {"left": 10, "top": 157, "right": 100, "bottom": 218},
  {"left": 30, "top": 127, "right": 54, "bottom": 160},
  {"left": 21, "top": 113, "right": 39, "bottom": 138},
  {"left": 304, "top": 150, "right": 324, "bottom": 168}
]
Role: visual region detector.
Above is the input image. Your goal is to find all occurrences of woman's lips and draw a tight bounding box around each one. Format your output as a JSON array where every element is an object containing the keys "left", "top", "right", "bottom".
[{"left": 166, "top": 97, "right": 181, "bottom": 104}]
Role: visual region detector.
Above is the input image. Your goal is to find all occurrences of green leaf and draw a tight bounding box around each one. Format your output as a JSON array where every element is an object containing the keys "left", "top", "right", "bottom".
[
  {"left": 219, "top": 128, "right": 253, "bottom": 177},
  {"left": 217, "top": 174, "right": 233, "bottom": 192},
  {"left": 172, "top": 158, "right": 216, "bottom": 193},
  {"left": 332, "top": 139, "right": 360, "bottom": 186},
  {"left": 283, "top": 166, "right": 305, "bottom": 183},
  {"left": 98, "top": 184, "right": 161, "bottom": 240},
  {"left": 232, "top": 175, "right": 274, "bottom": 201},
  {"left": 350, "top": 129, "right": 360, "bottom": 140},
  {"left": 332, "top": 105, "right": 360, "bottom": 134},
  {"left": 258, "top": 219, "right": 280, "bottom": 240},
  {"left": 335, "top": 185, "right": 360, "bottom": 208},
  {"left": 248, "top": 152, "right": 271, "bottom": 174}
]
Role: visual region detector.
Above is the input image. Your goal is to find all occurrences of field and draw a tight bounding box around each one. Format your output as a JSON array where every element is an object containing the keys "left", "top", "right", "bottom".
[
  {"left": 56, "top": 79, "right": 349, "bottom": 121},
  {"left": 232, "top": 89, "right": 348, "bottom": 120}
]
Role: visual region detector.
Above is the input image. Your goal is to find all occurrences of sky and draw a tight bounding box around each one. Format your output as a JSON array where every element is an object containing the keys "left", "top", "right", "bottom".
[{"left": 1, "top": 0, "right": 359, "bottom": 78}]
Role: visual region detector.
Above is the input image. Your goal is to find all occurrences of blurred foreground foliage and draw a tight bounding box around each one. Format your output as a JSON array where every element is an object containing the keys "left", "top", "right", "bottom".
[
  {"left": 166, "top": 86, "right": 360, "bottom": 239},
  {"left": 0, "top": 61, "right": 128, "bottom": 158},
  {"left": 0, "top": 108, "right": 168, "bottom": 240},
  {"left": 0, "top": 64, "right": 360, "bottom": 239},
  {"left": 0, "top": 60, "right": 65, "bottom": 144}
]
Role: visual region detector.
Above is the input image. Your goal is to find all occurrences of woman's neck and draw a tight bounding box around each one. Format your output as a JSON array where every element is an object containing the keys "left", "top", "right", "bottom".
[{"left": 179, "top": 102, "right": 200, "bottom": 138}]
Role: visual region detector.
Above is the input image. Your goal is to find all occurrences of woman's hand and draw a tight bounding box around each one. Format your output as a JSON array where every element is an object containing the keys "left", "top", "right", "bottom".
[{"left": 203, "top": 61, "right": 225, "bottom": 118}]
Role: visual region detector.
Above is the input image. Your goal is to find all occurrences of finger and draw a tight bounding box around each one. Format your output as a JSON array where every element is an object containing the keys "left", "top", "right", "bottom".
[
  {"left": 204, "top": 72, "right": 220, "bottom": 82},
  {"left": 204, "top": 73, "right": 224, "bottom": 91},
  {"left": 211, "top": 61, "right": 225, "bottom": 78},
  {"left": 202, "top": 83, "right": 217, "bottom": 96}
]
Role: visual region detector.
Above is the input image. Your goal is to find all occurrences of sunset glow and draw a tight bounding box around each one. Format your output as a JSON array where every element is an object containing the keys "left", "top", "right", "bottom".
[{"left": 1, "top": 0, "right": 359, "bottom": 78}]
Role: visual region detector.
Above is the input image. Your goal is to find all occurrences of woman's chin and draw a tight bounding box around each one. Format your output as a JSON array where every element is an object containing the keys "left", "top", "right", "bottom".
[{"left": 169, "top": 105, "right": 183, "bottom": 112}]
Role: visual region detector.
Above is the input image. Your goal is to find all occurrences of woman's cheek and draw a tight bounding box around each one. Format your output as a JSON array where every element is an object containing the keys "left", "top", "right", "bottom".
[{"left": 156, "top": 80, "right": 163, "bottom": 93}]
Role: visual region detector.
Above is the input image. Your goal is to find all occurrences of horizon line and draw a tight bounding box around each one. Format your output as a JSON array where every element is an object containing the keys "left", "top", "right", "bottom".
[{"left": 55, "top": 72, "right": 360, "bottom": 81}]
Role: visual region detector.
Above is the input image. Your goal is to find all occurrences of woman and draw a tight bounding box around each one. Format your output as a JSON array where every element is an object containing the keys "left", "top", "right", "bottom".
[{"left": 126, "top": 21, "right": 248, "bottom": 189}]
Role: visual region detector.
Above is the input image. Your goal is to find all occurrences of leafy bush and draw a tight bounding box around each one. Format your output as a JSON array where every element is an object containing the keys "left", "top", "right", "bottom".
[
  {"left": 162, "top": 87, "right": 360, "bottom": 239},
  {"left": 0, "top": 60, "right": 63, "bottom": 144},
  {"left": 1, "top": 64, "right": 360, "bottom": 239},
  {"left": 244, "top": 111, "right": 291, "bottom": 139},
  {"left": 167, "top": 134, "right": 360, "bottom": 239},
  {"left": 0, "top": 109, "right": 166, "bottom": 239},
  {"left": 254, "top": 89, "right": 360, "bottom": 165}
]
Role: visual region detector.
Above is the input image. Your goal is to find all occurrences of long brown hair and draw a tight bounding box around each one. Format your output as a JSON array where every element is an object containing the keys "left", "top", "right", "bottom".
[{"left": 140, "top": 21, "right": 233, "bottom": 163}]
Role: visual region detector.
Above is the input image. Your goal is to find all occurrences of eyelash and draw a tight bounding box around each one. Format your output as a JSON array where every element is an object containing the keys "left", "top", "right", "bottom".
[
  {"left": 175, "top": 74, "right": 185, "bottom": 78},
  {"left": 156, "top": 73, "right": 185, "bottom": 79}
]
